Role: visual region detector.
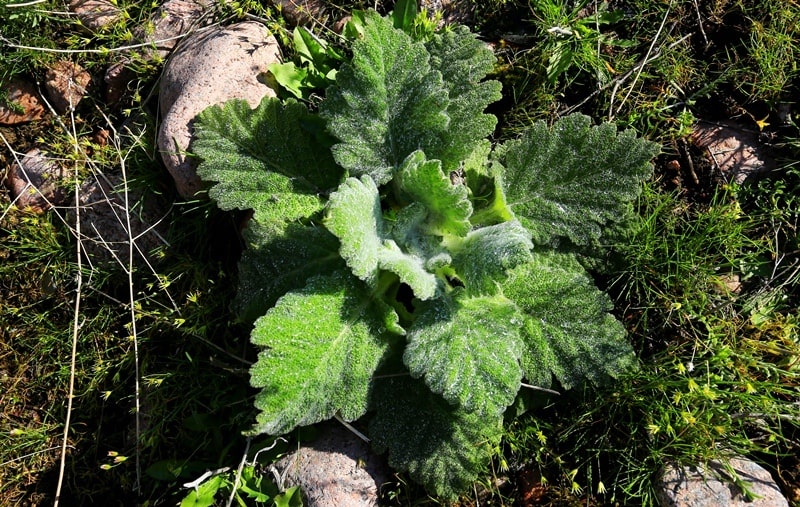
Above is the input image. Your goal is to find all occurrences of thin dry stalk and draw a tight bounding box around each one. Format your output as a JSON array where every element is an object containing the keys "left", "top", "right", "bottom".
[
  {"left": 53, "top": 94, "right": 84, "bottom": 507},
  {"left": 225, "top": 438, "right": 252, "bottom": 507},
  {"left": 611, "top": 1, "right": 673, "bottom": 119},
  {"left": 564, "top": 34, "right": 691, "bottom": 117},
  {"left": 117, "top": 127, "right": 144, "bottom": 492},
  {"left": 0, "top": 32, "right": 197, "bottom": 54},
  {"left": 3, "top": 0, "right": 47, "bottom": 6},
  {"left": 29, "top": 77, "right": 163, "bottom": 499},
  {"left": 692, "top": 0, "right": 708, "bottom": 47}
]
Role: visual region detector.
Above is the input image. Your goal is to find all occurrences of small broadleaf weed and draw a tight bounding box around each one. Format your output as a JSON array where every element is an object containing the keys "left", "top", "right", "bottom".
[{"left": 193, "top": 5, "right": 659, "bottom": 498}]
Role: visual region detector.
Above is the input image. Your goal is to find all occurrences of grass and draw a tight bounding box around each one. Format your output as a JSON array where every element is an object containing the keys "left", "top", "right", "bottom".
[
  {"left": 1, "top": 0, "right": 799, "bottom": 505},
  {"left": 526, "top": 180, "right": 800, "bottom": 504}
]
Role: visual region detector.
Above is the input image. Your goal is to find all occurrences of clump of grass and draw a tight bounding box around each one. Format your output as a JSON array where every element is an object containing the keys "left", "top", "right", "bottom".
[
  {"left": 0, "top": 206, "right": 126, "bottom": 503},
  {"left": 733, "top": 0, "right": 800, "bottom": 103},
  {"left": 612, "top": 182, "right": 769, "bottom": 339},
  {"left": 1, "top": 94, "right": 260, "bottom": 503},
  {"left": 0, "top": 0, "right": 65, "bottom": 81},
  {"left": 492, "top": 0, "right": 798, "bottom": 144}
]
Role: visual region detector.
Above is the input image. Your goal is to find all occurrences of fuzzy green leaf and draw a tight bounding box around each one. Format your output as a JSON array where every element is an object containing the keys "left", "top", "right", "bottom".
[
  {"left": 326, "top": 176, "right": 438, "bottom": 299},
  {"left": 462, "top": 141, "right": 514, "bottom": 227},
  {"left": 462, "top": 140, "right": 493, "bottom": 199},
  {"left": 450, "top": 220, "right": 533, "bottom": 295},
  {"left": 194, "top": 97, "right": 343, "bottom": 230},
  {"left": 404, "top": 290, "right": 524, "bottom": 416},
  {"left": 234, "top": 221, "right": 345, "bottom": 323},
  {"left": 321, "top": 12, "right": 449, "bottom": 185},
  {"left": 370, "top": 375, "right": 503, "bottom": 499},
  {"left": 425, "top": 26, "right": 502, "bottom": 172},
  {"left": 394, "top": 150, "right": 472, "bottom": 237},
  {"left": 248, "top": 271, "right": 399, "bottom": 435},
  {"left": 325, "top": 176, "right": 383, "bottom": 284},
  {"left": 499, "top": 113, "right": 659, "bottom": 246},
  {"left": 502, "top": 251, "right": 636, "bottom": 389}
]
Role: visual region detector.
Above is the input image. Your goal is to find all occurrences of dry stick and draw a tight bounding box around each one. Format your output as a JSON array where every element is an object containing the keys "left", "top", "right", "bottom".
[
  {"left": 0, "top": 445, "right": 75, "bottom": 468},
  {"left": 692, "top": 0, "right": 708, "bottom": 47},
  {"left": 115, "top": 127, "right": 144, "bottom": 493},
  {"left": 563, "top": 33, "right": 691, "bottom": 117},
  {"left": 594, "top": 0, "right": 601, "bottom": 90},
  {"left": 612, "top": 2, "right": 673, "bottom": 120},
  {"left": 334, "top": 413, "right": 370, "bottom": 443},
  {"left": 4, "top": 73, "right": 157, "bottom": 500},
  {"left": 1, "top": 7, "right": 227, "bottom": 55},
  {"left": 225, "top": 438, "right": 252, "bottom": 507},
  {"left": 3, "top": 0, "right": 47, "bottom": 6},
  {"left": 94, "top": 123, "right": 177, "bottom": 492},
  {"left": 0, "top": 32, "right": 198, "bottom": 54},
  {"left": 54, "top": 93, "right": 83, "bottom": 507},
  {"left": 520, "top": 382, "right": 561, "bottom": 395}
]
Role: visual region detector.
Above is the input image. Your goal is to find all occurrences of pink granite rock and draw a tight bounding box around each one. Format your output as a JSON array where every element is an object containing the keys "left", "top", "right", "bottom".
[
  {"left": 68, "top": 170, "right": 170, "bottom": 266},
  {"left": 137, "top": 0, "right": 212, "bottom": 59},
  {"left": 273, "top": 424, "right": 388, "bottom": 507},
  {"left": 0, "top": 79, "right": 46, "bottom": 125},
  {"left": 267, "top": 0, "right": 328, "bottom": 26},
  {"left": 658, "top": 457, "right": 789, "bottom": 507},
  {"left": 7, "top": 149, "right": 69, "bottom": 212},
  {"left": 692, "top": 122, "right": 774, "bottom": 184},
  {"left": 157, "top": 22, "right": 280, "bottom": 198},
  {"left": 45, "top": 60, "right": 91, "bottom": 114}
]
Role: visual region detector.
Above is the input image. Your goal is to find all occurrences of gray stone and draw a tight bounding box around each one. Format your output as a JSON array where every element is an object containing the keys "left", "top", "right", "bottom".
[
  {"left": 67, "top": 170, "right": 170, "bottom": 267},
  {"left": 69, "top": 0, "right": 122, "bottom": 30},
  {"left": 104, "top": 0, "right": 213, "bottom": 104},
  {"left": 658, "top": 457, "right": 789, "bottom": 507},
  {"left": 157, "top": 22, "right": 279, "bottom": 198},
  {"left": 266, "top": 0, "right": 328, "bottom": 26},
  {"left": 420, "top": 0, "right": 476, "bottom": 26},
  {"left": 7, "top": 148, "right": 69, "bottom": 212},
  {"left": 273, "top": 424, "right": 388, "bottom": 507}
]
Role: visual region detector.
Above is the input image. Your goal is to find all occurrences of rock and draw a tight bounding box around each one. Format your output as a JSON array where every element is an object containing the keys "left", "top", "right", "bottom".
[
  {"left": 691, "top": 122, "right": 774, "bottom": 184},
  {"left": 67, "top": 170, "right": 170, "bottom": 266},
  {"left": 6, "top": 149, "right": 69, "bottom": 212},
  {"left": 0, "top": 79, "right": 46, "bottom": 125},
  {"left": 273, "top": 424, "right": 388, "bottom": 507},
  {"left": 137, "top": 0, "right": 213, "bottom": 60},
  {"left": 104, "top": 0, "right": 213, "bottom": 104},
  {"left": 45, "top": 61, "right": 91, "bottom": 114},
  {"left": 69, "top": 0, "right": 122, "bottom": 30},
  {"left": 658, "top": 457, "right": 789, "bottom": 507},
  {"left": 267, "top": 0, "right": 328, "bottom": 26},
  {"left": 157, "top": 22, "right": 280, "bottom": 198},
  {"left": 420, "top": 0, "right": 476, "bottom": 26},
  {"left": 713, "top": 272, "right": 742, "bottom": 295},
  {"left": 103, "top": 62, "right": 135, "bottom": 106}
]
